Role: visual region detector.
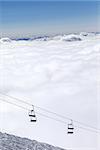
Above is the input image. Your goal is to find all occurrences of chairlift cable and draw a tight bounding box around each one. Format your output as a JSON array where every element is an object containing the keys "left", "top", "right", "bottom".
[
  {"left": 0, "top": 92, "right": 100, "bottom": 132},
  {"left": 0, "top": 98, "right": 100, "bottom": 134},
  {"left": 0, "top": 98, "right": 29, "bottom": 111}
]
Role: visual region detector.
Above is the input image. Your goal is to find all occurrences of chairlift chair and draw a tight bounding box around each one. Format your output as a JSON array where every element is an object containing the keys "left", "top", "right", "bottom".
[
  {"left": 29, "top": 105, "right": 37, "bottom": 122},
  {"left": 67, "top": 120, "right": 74, "bottom": 134}
]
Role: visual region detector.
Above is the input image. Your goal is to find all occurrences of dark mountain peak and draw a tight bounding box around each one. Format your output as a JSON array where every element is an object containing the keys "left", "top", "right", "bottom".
[{"left": 0, "top": 132, "right": 67, "bottom": 150}]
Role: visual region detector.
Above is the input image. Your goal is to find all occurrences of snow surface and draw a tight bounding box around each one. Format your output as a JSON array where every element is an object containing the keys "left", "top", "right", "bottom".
[
  {"left": 0, "top": 132, "right": 66, "bottom": 150},
  {"left": 0, "top": 33, "right": 100, "bottom": 150}
]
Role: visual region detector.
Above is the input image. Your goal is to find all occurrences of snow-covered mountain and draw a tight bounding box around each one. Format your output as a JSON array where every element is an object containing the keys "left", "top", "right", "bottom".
[
  {"left": 0, "top": 132, "right": 66, "bottom": 150},
  {"left": 0, "top": 37, "right": 12, "bottom": 43},
  {"left": 0, "top": 32, "right": 98, "bottom": 43}
]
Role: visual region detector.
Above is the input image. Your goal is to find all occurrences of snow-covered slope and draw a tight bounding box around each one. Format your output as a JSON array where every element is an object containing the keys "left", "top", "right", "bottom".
[
  {"left": 0, "top": 132, "right": 66, "bottom": 150},
  {"left": 52, "top": 34, "right": 82, "bottom": 41},
  {"left": 0, "top": 37, "right": 12, "bottom": 43}
]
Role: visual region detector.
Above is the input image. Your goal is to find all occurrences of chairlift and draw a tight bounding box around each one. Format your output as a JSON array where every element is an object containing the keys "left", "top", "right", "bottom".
[
  {"left": 67, "top": 120, "right": 74, "bottom": 134},
  {"left": 29, "top": 105, "right": 37, "bottom": 122}
]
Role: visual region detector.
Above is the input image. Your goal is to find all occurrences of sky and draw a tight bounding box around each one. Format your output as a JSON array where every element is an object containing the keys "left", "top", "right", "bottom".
[{"left": 0, "top": 1, "right": 99, "bottom": 37}]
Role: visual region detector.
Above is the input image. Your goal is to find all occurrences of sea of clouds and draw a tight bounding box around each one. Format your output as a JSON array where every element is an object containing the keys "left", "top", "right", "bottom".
[{"left": 0, "top": 32, "right": 100, "bottom": 149}]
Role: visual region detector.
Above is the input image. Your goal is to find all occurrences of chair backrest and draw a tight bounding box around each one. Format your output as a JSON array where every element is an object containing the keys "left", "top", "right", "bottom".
[{"left": 29, "top": 114, "right": 36, "bottom": 117}]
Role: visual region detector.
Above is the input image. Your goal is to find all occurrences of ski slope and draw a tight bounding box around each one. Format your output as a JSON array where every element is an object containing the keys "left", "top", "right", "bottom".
[
  {"left": 0, "top": 132, "right": 66, "bottom": 150},
  {"left": 0, "top": 33, "right": 100, "bottom": 149}
]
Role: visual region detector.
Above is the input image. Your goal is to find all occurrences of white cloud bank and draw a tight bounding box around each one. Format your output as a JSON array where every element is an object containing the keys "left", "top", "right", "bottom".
[{"left": 0, "top": 33, "right": 100, "bottom": 150}]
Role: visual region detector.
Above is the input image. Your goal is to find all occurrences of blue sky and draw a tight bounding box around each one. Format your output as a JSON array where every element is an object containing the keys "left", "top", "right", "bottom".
[{"left": 0, "top": 1, "right": 99, "bottom": 37}]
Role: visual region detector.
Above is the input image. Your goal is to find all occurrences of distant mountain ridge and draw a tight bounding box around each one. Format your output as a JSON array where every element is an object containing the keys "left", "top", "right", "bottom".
[
  {"left": 0, "top": 32, "right": 99, "bottom": 43},
  {"left": 0, "top": 132, "right": 66, "bottom": 150}
]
